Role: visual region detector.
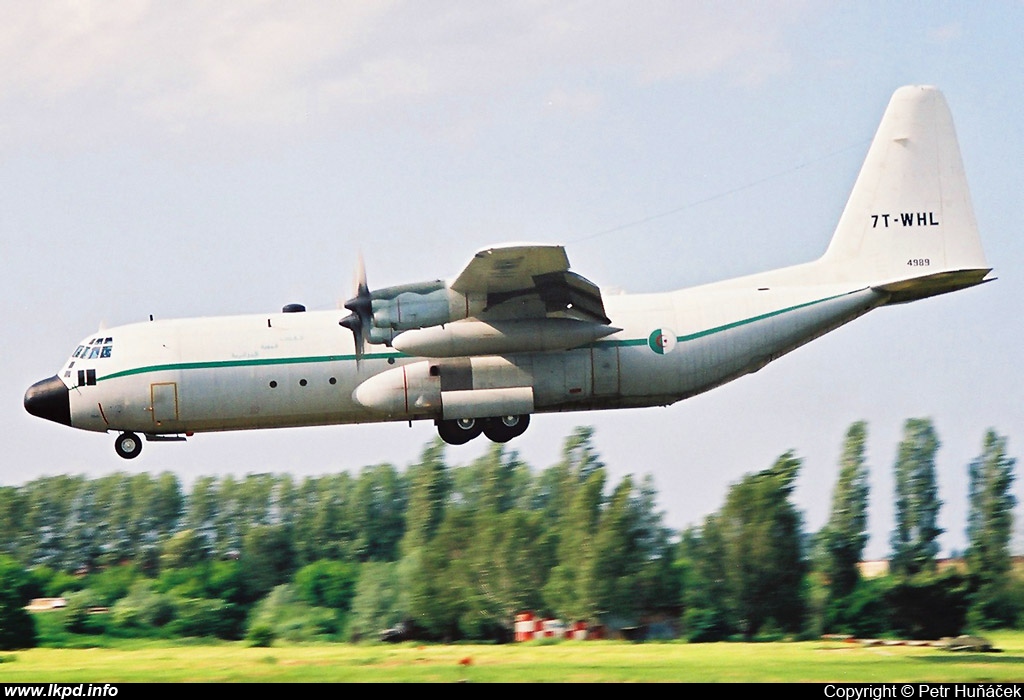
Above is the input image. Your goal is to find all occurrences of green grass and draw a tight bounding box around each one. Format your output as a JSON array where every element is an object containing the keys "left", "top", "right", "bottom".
[{"left": 3, "top": 633, "right": 1024, "bottom": 682}]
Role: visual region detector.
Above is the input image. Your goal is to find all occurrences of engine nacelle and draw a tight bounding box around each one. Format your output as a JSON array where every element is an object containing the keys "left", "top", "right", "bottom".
[
  {"left": 370, "top": 286, "right": 485, "bottom": 332},
  {"left": 367, "top": 325, "right": 396, "bottom": 346}
]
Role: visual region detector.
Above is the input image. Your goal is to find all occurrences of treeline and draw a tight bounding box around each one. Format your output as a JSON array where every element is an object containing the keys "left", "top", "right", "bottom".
[
  {"left": 0, "top": 422, "right": 1018, "bottom": 649},
  {"left": 682, "top": 422, "right": 1017, "bottom": 642}
]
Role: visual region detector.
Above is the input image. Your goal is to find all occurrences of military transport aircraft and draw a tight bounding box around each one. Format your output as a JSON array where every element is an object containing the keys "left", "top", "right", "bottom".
[{"left": 25, "top": 86, "right": 991, "bottom": 459}]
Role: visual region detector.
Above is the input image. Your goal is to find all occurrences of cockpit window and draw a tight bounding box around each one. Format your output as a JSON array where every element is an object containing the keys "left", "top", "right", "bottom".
[{"left": 72, "top": 338, "right": 113, "bottom": 361}]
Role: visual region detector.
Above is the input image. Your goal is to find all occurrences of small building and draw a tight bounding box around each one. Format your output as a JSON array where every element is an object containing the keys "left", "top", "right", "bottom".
[{"left": 26, "top": 597, "right": 66, "bottom": 611}]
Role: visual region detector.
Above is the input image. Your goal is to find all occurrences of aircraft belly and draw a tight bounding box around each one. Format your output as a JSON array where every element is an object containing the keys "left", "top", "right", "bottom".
[{"left": 689, "top": 289, "right": 882, "bottom": 393}]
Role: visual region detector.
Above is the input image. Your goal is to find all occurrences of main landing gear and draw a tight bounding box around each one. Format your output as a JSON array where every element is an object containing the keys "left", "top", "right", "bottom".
[
  {"left": 436, "top": 414, "right": 530, "bottom": 446},
  {"left": 114, "top": 431, "right": 142, "bottom": 460}
]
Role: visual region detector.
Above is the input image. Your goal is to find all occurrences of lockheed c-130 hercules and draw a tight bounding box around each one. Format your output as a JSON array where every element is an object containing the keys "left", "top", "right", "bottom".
[{"left": 25, "top": 86, "right": 992, "bottom": 459}]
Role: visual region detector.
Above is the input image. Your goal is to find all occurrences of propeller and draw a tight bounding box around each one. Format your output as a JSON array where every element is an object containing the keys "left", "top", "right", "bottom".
[{"left": 339, "top": 253, "right": 372, "bottom": 362}]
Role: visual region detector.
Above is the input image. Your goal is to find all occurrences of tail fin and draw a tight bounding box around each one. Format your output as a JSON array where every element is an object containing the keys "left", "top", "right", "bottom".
[{"left": 821, "top": 86, "right": 991, "bottom": 301}]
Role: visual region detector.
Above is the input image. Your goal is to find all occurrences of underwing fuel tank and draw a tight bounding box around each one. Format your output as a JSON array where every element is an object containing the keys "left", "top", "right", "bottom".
[
  {"left": 391, "top": 318, "right": 619, "bottom": 357},
  {"left": 353, "top": 356, "right": 537, "bottom": 420}
]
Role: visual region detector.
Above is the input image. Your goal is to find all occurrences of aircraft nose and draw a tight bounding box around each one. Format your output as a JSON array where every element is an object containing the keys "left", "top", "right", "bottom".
[{"left": 24, "top": 375, "right": 71, "bottom": 427}]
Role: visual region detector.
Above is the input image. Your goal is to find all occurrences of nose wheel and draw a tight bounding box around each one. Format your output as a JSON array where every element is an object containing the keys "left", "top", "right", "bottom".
[{"left": 114, "top": 432, "right": 142, "bottom": 459}]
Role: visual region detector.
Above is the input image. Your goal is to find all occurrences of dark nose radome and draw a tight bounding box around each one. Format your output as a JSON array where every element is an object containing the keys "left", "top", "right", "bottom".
[{"left": 25, "top": 375, "right": 71, "bottom": 427}]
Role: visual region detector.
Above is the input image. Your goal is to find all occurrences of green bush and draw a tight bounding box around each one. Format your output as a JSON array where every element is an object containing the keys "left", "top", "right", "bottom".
[
  {"left": 155, "top": 561, "right": 245, "bottom": 605},
  {"left": 61, "top": 590, "right": 102, "bottom": 635},
  {"left": 294, "top": 560, "right": 360, "bottom": 610},
  {"left": 24, "top": 566, "right": 80, "bottom": 600},
  {"left": 682, "top": 607, "right": 729, "bottom": 643},
  {"left": 967, "top": 579, "right": 1020, "bottom": 632},
  {"left": 886, "top": 571, "right": 969, "bottom": 639},
  {"left": 111, "top": 580, "right": 177, "bottom": 631},
  {"left": 247, "top": 584, "right": 343, "bottom": 642},
  {"left": 347, "top": 561, "right": 404, "bottom": 642},
  {"left": 246, "top": 623, "right": 276, "bottom": 647},
  {"left": 169, "top": 597, "right": 244, "bottom": 640},
  {"left": 0, "top": 556, "right": 36, "bottom": 649},
  {"left": 825, "top": 577, "right": 892, "bottom": 638},
  {"left": 83, "top": 565, "right": 140, "bottom": 607}
]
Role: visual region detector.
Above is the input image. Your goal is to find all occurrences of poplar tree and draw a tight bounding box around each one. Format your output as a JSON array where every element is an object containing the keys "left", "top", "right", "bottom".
[
  {"left": 535, "top": 427, "right": 607, "bottom": 622},
  {"left": 889, "top": 418, "right": 942, "bottom": 577},
  {"left": 682, "top": 452, "right": 807, "bottom": 639},
  {"left": 542, "top": 462, "right": 606, "bottom": 622},
  {"left": 352, "top": 463, "right": 407, "bottom": 562},
  {"left": 819, "top": 421, "right": 870, "bottom": 600},
  {"left": 723, "top": 452, "right": 806, "bottom": 638},
  {"left": 399, "top": 439, "right": 452, "bottom": 636},
  {"left": 423, "top": 444, "right": 551, "bottom": 639},
  {"left": 965, "top": 430, "right": 1017, "bottom": 627},
  {"left": 400, "top": 439, "right": 450, "bottom": 554}
]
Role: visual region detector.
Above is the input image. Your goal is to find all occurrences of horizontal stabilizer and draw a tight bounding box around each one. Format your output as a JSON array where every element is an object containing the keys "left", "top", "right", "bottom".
[{"left": 872, "top": 268, "right": 993, "bottom": 304}]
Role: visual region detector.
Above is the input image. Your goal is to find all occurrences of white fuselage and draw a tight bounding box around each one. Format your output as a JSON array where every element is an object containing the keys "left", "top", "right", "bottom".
[{"left": 57, "top": 265, "right": 884, "bottom": 437}]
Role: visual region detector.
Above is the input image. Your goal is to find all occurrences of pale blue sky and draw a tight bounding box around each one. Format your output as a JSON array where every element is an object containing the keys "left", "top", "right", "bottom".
[{"left": 4, "top": 2, "right": 1022, "bottom": 559}]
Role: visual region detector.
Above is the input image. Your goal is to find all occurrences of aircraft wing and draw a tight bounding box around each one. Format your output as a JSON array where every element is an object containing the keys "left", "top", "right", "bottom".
[{"left": 450, "top": 245, "right": 611, "bottom": 324}]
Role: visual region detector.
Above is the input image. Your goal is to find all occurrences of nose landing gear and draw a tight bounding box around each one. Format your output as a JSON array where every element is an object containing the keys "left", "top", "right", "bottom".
[{"left": 114, "top": 432, "right": 142, "bottom": 460}]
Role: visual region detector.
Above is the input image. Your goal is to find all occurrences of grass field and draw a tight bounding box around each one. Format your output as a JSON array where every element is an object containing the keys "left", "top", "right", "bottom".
[{"left": 3, "top": 633, "right": 1024, "bottom": 682}]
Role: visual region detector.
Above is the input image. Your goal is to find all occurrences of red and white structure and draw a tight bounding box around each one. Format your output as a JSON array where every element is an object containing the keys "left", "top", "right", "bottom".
[{"left": 514, "top": 612, "right": 589, "bottom": 642}]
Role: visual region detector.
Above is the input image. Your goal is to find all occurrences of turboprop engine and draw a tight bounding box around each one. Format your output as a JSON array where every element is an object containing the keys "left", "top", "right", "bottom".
[
  {"left": 370, "top": 284, "right": 483, "bottom": 331},
  {"left": 340, "top": 273, "right": 486, "bottom": 357}
]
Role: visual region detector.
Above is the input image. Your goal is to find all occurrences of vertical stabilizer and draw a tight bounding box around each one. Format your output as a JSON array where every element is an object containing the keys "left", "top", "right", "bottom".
[{"left": 821, "top": 86, "right": 990, "bottom": 298}]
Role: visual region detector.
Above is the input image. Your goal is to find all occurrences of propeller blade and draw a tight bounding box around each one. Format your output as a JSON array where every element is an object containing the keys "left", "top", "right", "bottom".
[
  {"left": 339, "top": 313, "right": 365, "bottom": 361},
  {"left": 340, "top": 253, "right": 372, "bottom": 363},
  {"left": 355, "top": 252, "right": 369, "bottom": 299}
]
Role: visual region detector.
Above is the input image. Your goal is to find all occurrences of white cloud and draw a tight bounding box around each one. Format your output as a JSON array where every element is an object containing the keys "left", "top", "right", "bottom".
[
  {"left": 543, "top": 87, "right": 604, "bottom": 116},
  {"left": 0, "top": 1, "right": 812, "bottom": 146},
  {"left": 927, "top": 21, "right": 962, "bottom": 44}
]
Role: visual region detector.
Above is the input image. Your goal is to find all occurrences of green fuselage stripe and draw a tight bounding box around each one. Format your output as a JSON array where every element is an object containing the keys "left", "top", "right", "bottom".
[
  {"left": 99, "top": 352, "right": 405, "bottom": 382},
  {"left": 97, "top": 291, "right": 855, "bottom": 382},
  {"left": 597, "top": 291, "right": 852, "bottom": 347}
]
